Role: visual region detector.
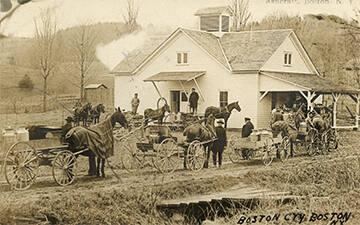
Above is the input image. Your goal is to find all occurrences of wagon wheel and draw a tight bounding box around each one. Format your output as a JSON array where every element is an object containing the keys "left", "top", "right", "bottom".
[
  {"left": 4, "top": 142, "right": 39, "bottom": 190},
  {"left": 120, "top": 139, "right": 142, "bottom": 173},
  {"left": 186, "top": 140, "right": 206, "bottom": 171},
  {"left": 262, "top": 138, "right": 275, "bottom": 166},
  {"left": 154, "top": 138, "right": 178, "bottom": 174},
  {"left": 327, "top": 129, "right": 339, "bottom": 151},
  {"left": 277, "top": 136, "right": 290, "bottom": 162},
  {"left": 306, "top": 130, "right": 320, "bottom": 156},
  {"left": 52, "top": 150, "right": 77, "bottom": 186},
  {"left": 227, "top": 135, "right": 242, "bottom": 163}
]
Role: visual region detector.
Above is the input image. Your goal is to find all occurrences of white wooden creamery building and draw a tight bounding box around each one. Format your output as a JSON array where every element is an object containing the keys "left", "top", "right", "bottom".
[{"left": 112, "top": 6, "right": 360, "bottom": 129}]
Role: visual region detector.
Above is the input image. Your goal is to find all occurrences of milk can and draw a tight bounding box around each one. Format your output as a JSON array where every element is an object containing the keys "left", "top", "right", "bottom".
[
  {"left": 2, "top": 127, "right": 17, "bottom": 152},
  {"left": 16, "top": 127, "right": 29, "bottom": 142}
]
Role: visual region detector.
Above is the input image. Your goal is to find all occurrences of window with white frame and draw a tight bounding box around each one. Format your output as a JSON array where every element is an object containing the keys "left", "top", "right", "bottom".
[
  {"left": 284, "top": 52, "right": 292, "bottom": 65},
  {"left": 177, "top": 52, "right": 188, "bottom": 65},
  {"left": 219, "top": 91, "right": 228, "bottom": 108}
]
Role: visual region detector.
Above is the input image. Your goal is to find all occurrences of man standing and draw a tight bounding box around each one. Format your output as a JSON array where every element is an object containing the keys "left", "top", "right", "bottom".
[
  {"left": 241, "top": 117, "right": 254, "bottom": 160},
  {"left": 242, "top": 117, "right": 254, "bottom": 138},
  {"left": 131, "top": 93, "right": 140, "bottom": 114},
  {"left": 189, "top": 88, "right": 199, "bottom": 114},
  {"left": 213, "top": 120, "right": 227, "bottom": 168}
]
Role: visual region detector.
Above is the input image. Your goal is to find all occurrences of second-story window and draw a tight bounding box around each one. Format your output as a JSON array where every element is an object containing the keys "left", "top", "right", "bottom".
[
  {"left": 284, "top": 52, "right": 292, "bottom": 65},
  {"left": 177, "top": 52, "right": 188, "bottom": 65}
]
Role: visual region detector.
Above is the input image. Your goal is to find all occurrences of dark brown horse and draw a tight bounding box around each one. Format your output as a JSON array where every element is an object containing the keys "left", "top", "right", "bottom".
[
  {"left": 74, "top": 102, "right": 92, "bottom": 126},
  {"left": 183, "top": 115, "right": 216, "bottom": 169},
  {"left": 144, "top": 104, "right": 170, "bottom": 124},
  {"left": 90, "top": 104, "right": 106, "bottom": 124},
  {"left": 204, "top": 101, "right": 241, "bottom": 128},
  {"left": 66, "top": 107, "right": 128, "bottom": 177}
]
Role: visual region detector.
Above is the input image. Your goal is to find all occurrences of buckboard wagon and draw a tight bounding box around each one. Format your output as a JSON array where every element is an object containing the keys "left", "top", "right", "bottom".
[
  {"left": 227, "top": 130, "right": 289, "bottom": 166},
  {"left": 116, "top": 124, "right": 216, "bottom": 173},
  {"left": 2, "top": 141, "right": 90, "bottom": 190}
]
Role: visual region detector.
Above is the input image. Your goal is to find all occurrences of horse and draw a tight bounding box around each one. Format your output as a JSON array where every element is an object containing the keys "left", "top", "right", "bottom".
[
  {"left": 183, "top": 114, "right": 216, "bottom": 169},
  {"left": 204, "top": 101, "right": 241, "bottom": 128},
  {"left": 74, "top": 102, "right": 92, "bottom": 126},
  {"left": 65, "top": 107, "right": 128, "bottom": 177},
  {"left": 144, "top": 104, "right": 170, "bottom": 124},
  {"left": 90, "top": 104, "right": 106, "bottom": 124}
]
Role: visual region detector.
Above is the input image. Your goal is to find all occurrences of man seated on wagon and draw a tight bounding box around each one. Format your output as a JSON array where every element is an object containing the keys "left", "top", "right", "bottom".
[{"left": 61, "top": 116, "right": 74, "bottom": 143}]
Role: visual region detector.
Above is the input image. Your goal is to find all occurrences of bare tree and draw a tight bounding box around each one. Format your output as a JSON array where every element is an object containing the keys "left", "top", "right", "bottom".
[
  {"left": 228, "top": 0, "right": 251, "bottom": 31},
  {"left": 68, "top": 25, "right": 97, "bottom": 102},
  {"left": 32, "top": 9, "right": 60, "bottom": 112},
  {"left": 123, "top": 0, "right": 139, "bottom": 32}
]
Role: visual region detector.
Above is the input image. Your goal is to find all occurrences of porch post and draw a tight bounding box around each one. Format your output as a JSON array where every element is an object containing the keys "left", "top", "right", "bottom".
[
  {"left": 151, "top": 81, "right": 162, "bottom": 98},
  {"left": 356, "top": 94, "right": 360, "bottom": 129},
  {"left": 301, "top": 91, "right": 316, "bottom": 111},
  {"left": 332, "top": 93, "right": 341, "bottom": 128},
  {"left": 193, "top": 78, "right": 205, "bottom": 101}
]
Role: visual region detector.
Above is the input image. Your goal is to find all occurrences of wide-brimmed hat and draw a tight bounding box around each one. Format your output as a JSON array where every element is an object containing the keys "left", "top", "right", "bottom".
[{"left": 65, "top": 116, "right": 74, "bottom": 122}]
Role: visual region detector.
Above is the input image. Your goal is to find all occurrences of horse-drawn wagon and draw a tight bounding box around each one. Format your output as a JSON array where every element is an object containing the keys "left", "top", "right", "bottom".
[
  {"left": 115, "top": 122, "right": 215, "bottom": 174},
  {"left": 227, "top": 130, "right": 289, "bottom": 166},
  {"left": 2, "top": 109, "right": 128, "bottom": 190}
]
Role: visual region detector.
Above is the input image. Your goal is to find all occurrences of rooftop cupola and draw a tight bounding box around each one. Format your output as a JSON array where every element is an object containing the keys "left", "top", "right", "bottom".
[{"left": 194, "top": 6, "right": 232, "bottom": 33}]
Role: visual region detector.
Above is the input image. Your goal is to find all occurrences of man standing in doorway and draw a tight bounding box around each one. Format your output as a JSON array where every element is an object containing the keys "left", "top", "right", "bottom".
[
  {"left": 131, "top": 93, "right": 140, "bottom": 114},
  {"left": 189, "top": 88, "right": 199, "bottom": 114}
]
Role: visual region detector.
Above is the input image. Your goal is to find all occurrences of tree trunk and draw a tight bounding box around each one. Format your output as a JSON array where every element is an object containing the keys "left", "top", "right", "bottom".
[
  {"left": 80, "top": 70, "right": 84, "bottom": 102},
  {"left": 43, "top": 77, "right": 47, "bottom": 112}
]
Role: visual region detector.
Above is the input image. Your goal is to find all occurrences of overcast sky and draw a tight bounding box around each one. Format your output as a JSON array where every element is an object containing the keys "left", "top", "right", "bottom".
[{"left": 0, "top": 0, "right": 358, "bottom": 37}]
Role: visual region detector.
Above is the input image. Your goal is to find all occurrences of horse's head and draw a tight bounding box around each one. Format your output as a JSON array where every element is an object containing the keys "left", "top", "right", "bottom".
[
  {"left": 234, "top": 101, "right": 241, "bottom": 112},
  {"left": 111, "top": 107, "right": 128, "bottom": 128}
]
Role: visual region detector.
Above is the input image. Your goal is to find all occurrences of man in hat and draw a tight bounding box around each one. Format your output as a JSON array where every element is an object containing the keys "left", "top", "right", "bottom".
[
  {"left": 189, "top": 88, "right": 199, "bottom": 114},
  {"left": 131, "top": 93, "right": 140, "bottom": 114},
  {"left": 213, "top": 120, "right": 227, "bottom": 168},
  {"left": 242, "top": 117, "right": 254, "bottom": 138},
  {"left": 61, "top": 116, "right": 74, "bottom": 143}
]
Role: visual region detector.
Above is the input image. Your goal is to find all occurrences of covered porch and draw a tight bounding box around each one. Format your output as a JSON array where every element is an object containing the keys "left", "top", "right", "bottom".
[
  {"left": 259, "top": 72, "right": 360, "bottom": 129},
  {"left": 143, "top": 71, "right": 206, "bottom": 113}
]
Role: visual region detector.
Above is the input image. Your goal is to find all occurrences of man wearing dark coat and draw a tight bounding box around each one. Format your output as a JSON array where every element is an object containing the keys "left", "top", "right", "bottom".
[
  {"left": 242, "top": 117, "right": 254, "bottom": 138},
  {"left": 213, "top": 120, "right": 227, "bottom": 168},
  {"left": 189, "top": 88, "right": 199, "bottom": 114},
  {"left": 241, "top": 117, "right": 254, "bottom": 160},
  {"left": 61, "top": 116, "right": 74, "bottom": 143}
]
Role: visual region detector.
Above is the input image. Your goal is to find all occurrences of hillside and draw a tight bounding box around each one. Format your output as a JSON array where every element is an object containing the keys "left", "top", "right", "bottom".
[
  {"left": 0, "top": 22, "right": 131, "bottom": 100},
  {"left": 250, "top": 13, "right": 360, "bottom": 87}
]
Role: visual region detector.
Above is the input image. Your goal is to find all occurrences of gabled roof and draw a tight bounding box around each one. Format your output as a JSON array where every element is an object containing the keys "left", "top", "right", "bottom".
[
  {"left": 220, "top": 29, "right": 292, "bottom": 71},
  {"left": 194, "top": 6, "right": 232, "bottom": 16},
  {"left": 85, "top": 84, "right": 108, "bottom": 89},
  {"left": 181, "top": 28, "right": 230, "bottom": 70},
  {"left": 111, "top": 28, "right": 302, "bottom": 75},
  {"left": 261, "top": 72, "right": 360, "bottom": 94},
  {"left": 111, "top": 35, "right": 168, "bottom": 74}
]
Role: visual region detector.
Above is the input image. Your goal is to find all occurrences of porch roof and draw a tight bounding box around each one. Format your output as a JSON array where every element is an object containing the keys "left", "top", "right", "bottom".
[
  {"left": 261, "top": 72, "right": 360, "bottom": 94},
  {"left": 144, "top": 71, "right": 206, "bottom": 82}
]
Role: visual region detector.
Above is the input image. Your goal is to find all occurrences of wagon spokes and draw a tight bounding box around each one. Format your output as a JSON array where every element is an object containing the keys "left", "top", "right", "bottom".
[
  {"left": 52, "top": 151, "right": 77, "bottom": 186},
  {"left": 4, "top": 142, "right": 39, "bottom": 191}
]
